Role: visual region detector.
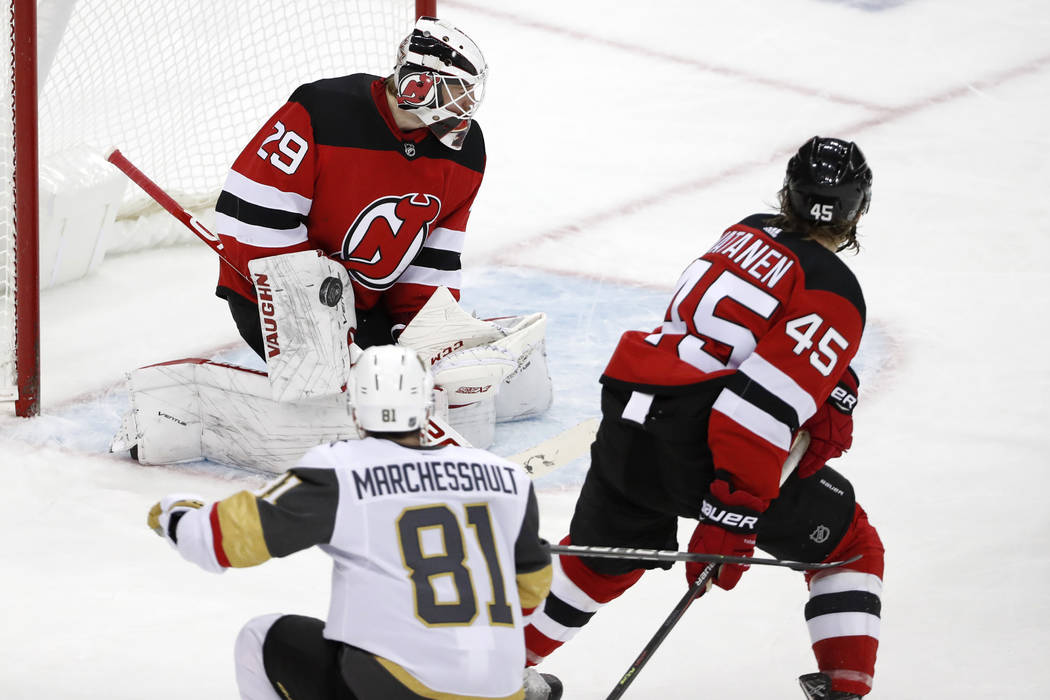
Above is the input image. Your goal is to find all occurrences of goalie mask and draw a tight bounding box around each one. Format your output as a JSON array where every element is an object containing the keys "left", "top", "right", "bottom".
[
  {"left": 394, "top": 16, "right": 488, "bottom": 150},
  {"left": 351, "top": 345, "right": 434, "bottom": 435}
]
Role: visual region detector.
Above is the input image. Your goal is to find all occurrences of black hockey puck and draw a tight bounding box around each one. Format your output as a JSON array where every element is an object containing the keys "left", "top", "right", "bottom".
[{"left": 319, "top": 276, "right": 343, "bottom": 307}]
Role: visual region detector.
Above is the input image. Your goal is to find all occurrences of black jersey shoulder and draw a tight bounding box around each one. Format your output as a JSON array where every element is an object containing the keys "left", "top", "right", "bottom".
[
  {"left": 256, "top": 467, "right": 340, "bottom": 556},
  {"left": 289, "top": 74, "right": 486, "bottom": 174},
  {"left": 736, "top": 213, "right": 866, "bottom": 324}
]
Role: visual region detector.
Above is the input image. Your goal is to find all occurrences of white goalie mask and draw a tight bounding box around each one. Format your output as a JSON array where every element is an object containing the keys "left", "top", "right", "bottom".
[
  {"left": 350, "top": 345, "right": 434, "bottom": 435},
  {"left": 394, "top": 16, "right": 488, "bottom": 150}
]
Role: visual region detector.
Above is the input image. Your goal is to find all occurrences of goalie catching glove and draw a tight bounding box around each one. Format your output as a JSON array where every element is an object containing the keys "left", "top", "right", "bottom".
[
  {"left": 147, "top": 494, "right": 205, "bottom": 545},
  {"left": 686, "top": 475, "right": 767, "bottom": 592}
]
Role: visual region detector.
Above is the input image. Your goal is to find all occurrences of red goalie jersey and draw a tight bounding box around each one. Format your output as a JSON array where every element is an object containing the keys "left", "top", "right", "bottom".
[
  {"left": 213, "top": 74, "right": 486, "bottom": 328},
  {"left": 602, "top": 214, "right": 866, "bottom": 503}
]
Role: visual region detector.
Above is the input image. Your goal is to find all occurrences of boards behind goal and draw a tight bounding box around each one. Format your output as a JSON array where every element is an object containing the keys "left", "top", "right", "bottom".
[{"left": 1, "top": 0, "right": 434, "bottom": 416}]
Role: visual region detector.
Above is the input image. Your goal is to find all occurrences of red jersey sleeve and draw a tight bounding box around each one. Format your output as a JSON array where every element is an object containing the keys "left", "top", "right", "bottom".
[{"left": 214, "top": 100, "right": 317, "bottom": 301}]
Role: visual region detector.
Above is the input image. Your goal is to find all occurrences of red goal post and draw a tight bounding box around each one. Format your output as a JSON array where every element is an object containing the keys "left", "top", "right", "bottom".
[{"left": 1, "top": 0, "right": 435, "bottom": 417}]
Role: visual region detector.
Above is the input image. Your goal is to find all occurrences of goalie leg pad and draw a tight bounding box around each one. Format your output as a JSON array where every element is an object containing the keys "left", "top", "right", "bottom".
[
  {"left": 115, "top": 358, "right": 359, "bottom": 474},
  {"left": 248, "top": 251, "right": 356, "bottom": 402},
  {"left": 491, "top": 313, "right": 553, "bottom": 422},
  {"left": 427, "top": 345, "right": 517, "bottom": 449},
  {"left": 447, "top": 396, "right": 497, "bottom": 449},
  {"left": 430, "top": 345, "right": 517, "bottom": 403},
  {"left": 398, "top": 288, "right": 554, "bottom": 421}
]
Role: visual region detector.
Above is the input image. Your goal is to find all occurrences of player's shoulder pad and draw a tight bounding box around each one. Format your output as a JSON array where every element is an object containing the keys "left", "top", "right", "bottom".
[
  {"left": 734, "top": 214, "right": 865, "bottom": 324},
  {"left": 293, "top": 440, "right": 345, "bottom": 469},
  {"left": 455, "top": 121, "right": 486, "bottom": 175},
  {"left": 735, "top": 213, "right": 778, "bottom": 231},
  {"left": 779, "top": 233, "right": 865, "bottom": 325},
  {"left": 288, "top": 73, "right": 385, "bottom": 145}
]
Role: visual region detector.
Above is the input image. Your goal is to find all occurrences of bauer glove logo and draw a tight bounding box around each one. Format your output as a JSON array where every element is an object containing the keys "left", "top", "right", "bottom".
[{"left": 700, "top": 499, "right": 759, "bottom": 532}]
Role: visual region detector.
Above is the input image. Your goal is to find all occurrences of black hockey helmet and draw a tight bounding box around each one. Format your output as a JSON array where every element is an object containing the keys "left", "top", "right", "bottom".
[{"left": 785, "top": 137, "right": 872, "bottom": 224}]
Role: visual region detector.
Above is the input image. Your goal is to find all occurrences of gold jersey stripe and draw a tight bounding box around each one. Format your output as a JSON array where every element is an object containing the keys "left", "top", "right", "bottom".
[
  {"left": 516, "top": 564, "right": 553, "bottom": 610},
  {"left": 215, "top": 491, "right": 272, "bottom": 567},
  {"left": 147, "top": 502, "right": 163, "bottom": 535},
  {"left": 376, "top": 656, "right": 525, "bottom": 700}
]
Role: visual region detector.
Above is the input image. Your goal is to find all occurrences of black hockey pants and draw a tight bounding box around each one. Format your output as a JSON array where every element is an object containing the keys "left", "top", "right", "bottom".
[
  {"left": 261, "top": 615, "right": 441, "bottom": 700},
  {"left": 568, "top": 385, "right": 857, "bottom": 576}
]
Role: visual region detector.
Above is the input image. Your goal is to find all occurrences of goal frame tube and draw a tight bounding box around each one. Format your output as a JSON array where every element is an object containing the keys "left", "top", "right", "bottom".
[
  {"left": 7, "top": 0, "right": 434, "bottom": 417},
  {"left": 13, "top": 0, "right": 40, "bottom": 417}
]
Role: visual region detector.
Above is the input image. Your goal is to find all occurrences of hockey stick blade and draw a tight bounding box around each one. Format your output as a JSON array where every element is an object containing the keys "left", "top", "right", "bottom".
[
  {"left": 547, "top": 544, "right": 861, "bottom": 572},
  {"left": 428, "top": 415, "right": 596, "bottom": 479},
  {"left": 506, "top": 417, "right": 599, "bottom": 479}
]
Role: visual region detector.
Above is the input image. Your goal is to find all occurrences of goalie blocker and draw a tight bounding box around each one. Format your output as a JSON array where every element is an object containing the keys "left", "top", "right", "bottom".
[{"left": 112, "top": 252, "right": 553, "bottom": 471}]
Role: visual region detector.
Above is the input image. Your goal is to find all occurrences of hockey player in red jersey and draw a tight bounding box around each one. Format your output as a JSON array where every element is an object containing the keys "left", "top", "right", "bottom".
[
  {"left": 522, "top": 137, "right": 885, "bottom": 699},
  {"left": 148, "top": 345, "right": 554, "bottom": 700},
  {"left": 214, "top": 16, "right": 488, "bottom": 353}
]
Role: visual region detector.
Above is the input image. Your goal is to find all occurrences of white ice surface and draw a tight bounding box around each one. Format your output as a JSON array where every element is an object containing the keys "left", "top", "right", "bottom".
[{"left": 3, "top": 0, "right": 1050, "bottom": 697}]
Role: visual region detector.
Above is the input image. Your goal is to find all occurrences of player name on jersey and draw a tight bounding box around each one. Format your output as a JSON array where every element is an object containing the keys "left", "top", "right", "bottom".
[
  {"left": 706, "top": 227, "right": 794, "bottom": 289},
  {"left": 351, "top": 460, "right": 520, "bottom": 500}
]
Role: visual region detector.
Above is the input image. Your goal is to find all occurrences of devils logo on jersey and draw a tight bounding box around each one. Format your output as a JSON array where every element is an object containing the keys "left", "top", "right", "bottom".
[
  {"left": 340, "top": 193, "right": 442, "bottom": 290},
  {"left": 397, "top": 72, "right": 438, "bottom": 108}
]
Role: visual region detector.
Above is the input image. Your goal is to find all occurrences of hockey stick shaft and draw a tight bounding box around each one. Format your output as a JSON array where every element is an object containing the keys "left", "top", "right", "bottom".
[
  {"left": 105, "top": 148, "right": 250, "bottom": 282},
  {"left": 547, "top": 544, "right": 860, "bottom": 571},
  {"left": 605, "top": 564, "right": 717, "bottom": 700},
  {"left": 598, "top": 429, "right": 816, "bottom": 699}
]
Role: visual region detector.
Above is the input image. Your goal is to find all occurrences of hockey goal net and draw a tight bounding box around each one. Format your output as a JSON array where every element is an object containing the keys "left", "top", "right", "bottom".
[{"left": 1, "top": 0, "right": 434, "bottom": 416}]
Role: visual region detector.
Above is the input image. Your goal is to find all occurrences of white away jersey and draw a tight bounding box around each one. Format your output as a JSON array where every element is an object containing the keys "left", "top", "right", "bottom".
[{"left": 170, "top": 437, "right": 551, "bottom": 699}]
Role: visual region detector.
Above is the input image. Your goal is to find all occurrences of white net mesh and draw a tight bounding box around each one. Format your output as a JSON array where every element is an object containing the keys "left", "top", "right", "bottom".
[
  {"left": 40, "top": 0, "right": 416, "bottom": 207},
  {"left": 1, "top": 0, "right": 418, "bottom": 404},
  {"left": 1, "top": 1, "right": 16, "bottom": 400}
]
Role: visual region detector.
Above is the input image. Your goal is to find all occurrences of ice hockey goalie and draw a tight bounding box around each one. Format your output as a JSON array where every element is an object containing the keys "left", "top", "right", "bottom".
[{"left": 111, "top": 251, "right": 553, "bottom": 473}]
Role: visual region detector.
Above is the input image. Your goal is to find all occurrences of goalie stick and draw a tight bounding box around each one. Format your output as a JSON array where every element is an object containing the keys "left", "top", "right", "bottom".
[
  {"left": 511, "top": 419, "right": 811, "bottom": 482},
  {"left": 506, "top": 417, "right": 599, "bottom": 479},
  {"left": 106, "top": 148, "right": 249, "bottom": 282}
]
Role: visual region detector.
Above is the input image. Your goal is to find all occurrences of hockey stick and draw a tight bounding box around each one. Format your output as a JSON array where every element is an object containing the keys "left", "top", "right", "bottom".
[
  {"left": 424, "top": 414, "right": 473, "bottom": 448},
  {"left": 428, "top": 415, "right": 597, "bottom": 480},
  {"left": 547, "top": 545, "right": 861, "bottom": 572},
  {"left": 513, "top": 420, "right": 811, "bottom": 482},
  {"left": 106, "top": 148, "right": 250, "bottom": 283},
  {"left": 606, "top": 564, "right": 717, "bottom": 700},
  {"left": 506, "top": 417, "right": 599, "bottom": 479},
  {"left": 600, "top": 429, "right": 814, "bottom": 699}
]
